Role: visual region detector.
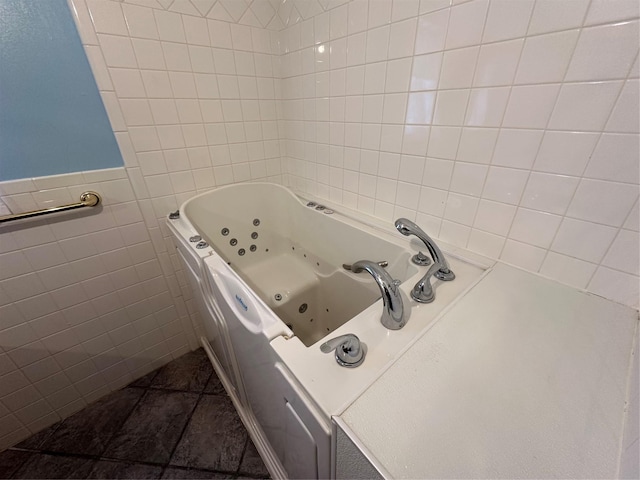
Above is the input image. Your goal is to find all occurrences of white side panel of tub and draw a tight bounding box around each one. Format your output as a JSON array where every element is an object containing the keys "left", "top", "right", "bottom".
[
  {"left": 619, "top": 325, "right": 639, "bottom": 479},
  {"left": 205, "top": 254, "right": 331, "bottom": 479},
  {"left": 283, "top": 401, "right": 318, "bottom": 479},
  {"left": 333, "top": 419, "right": 384, "bottom": 480},
  {"left": 276, "top": 363, "right": 332, "bottom": 480}
]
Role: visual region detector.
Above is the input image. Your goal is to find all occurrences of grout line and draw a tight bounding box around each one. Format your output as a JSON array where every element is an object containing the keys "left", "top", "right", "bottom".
[
  {"left": 487, "top": 1, "right": 568, "bottom": 263},
  {"left": 7, "top": 358, "right": 258, "bottom": 479},
  {"left": 102, "top": 0, "right": 640, "bottom": 47},
  {"left": 3, "top": 448, "right": 35, "bottom": 476},
  {"left": 536, "top": 0, "right": 632, "bottom": 281},
  {"left": 402, "top": 5, "right": 429, "bottom": 228},
  {"left": 441, "top": 0, "right": 492, "bottom": 247},
  {"left": 90, "top": 384, "right": 151, "bottom": 458},
  {"left": 163, "top": 387, "right": 207, "bottom": 472},
  {"left": 121, "top": 115, "right": 639, "bottom": 138},
  {"left": 236, "top": 433, "right": 251, "bottom": 477}
]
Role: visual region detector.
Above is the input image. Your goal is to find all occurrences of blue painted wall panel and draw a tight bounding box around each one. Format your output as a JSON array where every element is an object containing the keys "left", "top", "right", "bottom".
[{"left": 0, "top": 0, "right": 124, "bottom": 181}]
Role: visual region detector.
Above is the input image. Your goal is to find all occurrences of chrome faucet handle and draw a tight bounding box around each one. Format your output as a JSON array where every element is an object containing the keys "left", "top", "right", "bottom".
[
  {"left": 320, "top": 334, "right": 365, "bottom": 368},
  {"left": 411, "top": 251, "right": 431, "bottom": 266},
  {"left": 411, "top": 262, "right": 442, "bottom": 304},
  {"left": 394, "top": 218, "right": 455, "bottom": 281}
]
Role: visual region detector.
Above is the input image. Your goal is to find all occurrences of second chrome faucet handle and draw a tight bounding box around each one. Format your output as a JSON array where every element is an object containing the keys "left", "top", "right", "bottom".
[
  {"left": 411, "top": 262, "right": 442, "bottom": 304},
  {"left": 412, "top": 251, "right": 431, "bottom": 266},
  {"left": 394, "top": 218, "right": 455, "bottom": 281}
]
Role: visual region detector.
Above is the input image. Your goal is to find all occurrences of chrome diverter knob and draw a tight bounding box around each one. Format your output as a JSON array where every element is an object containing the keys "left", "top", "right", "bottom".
[{"left": 320, "top": 334, "right": 365, "bottom": 368}]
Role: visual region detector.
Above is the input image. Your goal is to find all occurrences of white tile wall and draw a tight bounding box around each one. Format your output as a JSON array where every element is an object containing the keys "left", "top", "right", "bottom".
[
  {"left": 279, "top": 0, "right": 640, "bottom": 309},
  {"left": 1, "top": 0, "right": 638, "bottom": 453},
  {"left": 0, "top": 168, "right": 190, "bottom": 449},
  {"left": 71, "top": 0, "right": 288, "bottom": 378},
  {"left": 0, "top": 0, "right": 293, "bottom": 449}
]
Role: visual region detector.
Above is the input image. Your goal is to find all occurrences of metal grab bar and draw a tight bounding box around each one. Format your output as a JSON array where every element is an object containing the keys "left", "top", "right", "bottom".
[{"left": 0, "top": 191, "right": 101, "bottom": 224}]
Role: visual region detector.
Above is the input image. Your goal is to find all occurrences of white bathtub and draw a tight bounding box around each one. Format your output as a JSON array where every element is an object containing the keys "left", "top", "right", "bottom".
[{"left": 167, "top": 183, "right": 488, "bottom": 479}]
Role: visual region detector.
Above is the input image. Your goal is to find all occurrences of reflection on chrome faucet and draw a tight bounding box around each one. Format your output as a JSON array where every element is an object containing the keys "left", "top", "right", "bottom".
[{"left": 348, "top": 260, "right": 406, "bottom": 330}]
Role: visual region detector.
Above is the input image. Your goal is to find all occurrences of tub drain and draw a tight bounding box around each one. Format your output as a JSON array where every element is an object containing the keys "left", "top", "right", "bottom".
[
  {"left": 274, "top": 294, "right": 282, "bottom": 301},
  {"left": 299, "top": 303, "right": 308, "bottom": 314}
]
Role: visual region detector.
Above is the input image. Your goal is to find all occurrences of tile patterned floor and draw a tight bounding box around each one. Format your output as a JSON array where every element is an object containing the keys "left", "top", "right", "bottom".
[{"left": 0, "top": 349, "right": 270, "bottom": 479}]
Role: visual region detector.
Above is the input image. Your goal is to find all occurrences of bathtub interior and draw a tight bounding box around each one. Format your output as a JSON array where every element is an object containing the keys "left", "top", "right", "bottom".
[{"left": 183, "top": 184, "right": 417, "bottom": 347}]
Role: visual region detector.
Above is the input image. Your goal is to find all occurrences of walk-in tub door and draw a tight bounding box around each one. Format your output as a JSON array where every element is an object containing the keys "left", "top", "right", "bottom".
[
  {"left": 205, "top": 255, "right": 330, "bottom": 479},
  {"left": 175, "top": 245, "right": 242, "bottom": 399}
]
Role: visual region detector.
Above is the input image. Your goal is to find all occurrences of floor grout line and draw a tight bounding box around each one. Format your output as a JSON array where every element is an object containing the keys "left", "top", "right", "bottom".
[
  {"left": 3, "top": 349, "right": 269, "bottom": 479},
  {"left": 163, "top": 369, "right": 213, "bottom": 472}
]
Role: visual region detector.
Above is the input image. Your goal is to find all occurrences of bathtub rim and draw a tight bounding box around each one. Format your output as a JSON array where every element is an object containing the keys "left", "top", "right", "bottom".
[{"left": 177, "top": 182, "right": 495, "bottom": 272}]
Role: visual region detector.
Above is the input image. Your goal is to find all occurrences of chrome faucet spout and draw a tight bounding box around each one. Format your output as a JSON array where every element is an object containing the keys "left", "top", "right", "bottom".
[
  {"left": 351, "top": 260, "right": 406, "bottom": 330},
  {"left": 394, "top": 218, "right": 455, "bottom": 281}
]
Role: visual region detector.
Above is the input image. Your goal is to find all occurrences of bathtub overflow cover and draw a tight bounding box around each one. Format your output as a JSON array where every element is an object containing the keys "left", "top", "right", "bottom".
[
  {"left": 274, "top": 294, "right": 282, "bottom": 301},
  {"left": 221, "top": 228, "right": 229, "bottom": 236},
  {"left": 253, "top": 219, "right": 260, "bottom": 226},
  {"left": 299, "top": 303, "right": 308, "bottom": 314}
]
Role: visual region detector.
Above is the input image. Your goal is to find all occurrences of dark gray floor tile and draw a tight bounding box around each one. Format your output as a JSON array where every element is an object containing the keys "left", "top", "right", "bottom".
[
  {"left": 170, "top": 395, "right": 247, "bottom": 472},
  {"left": 128, "top": 369, "right": 159, "bottom": 388},
  {"left": 161, "top": 467, "right": 233, "bottom": 479},
  {"left": 151, "top": 349, "right": 213, "bottom": 393},
  {"left": 12, "top": 453, "right": 94, "bottom": 479},
  {"left": 105, "top": 390, "right": 199, "bottom": 464},
  {"left": 87, "top": 460, "right": 163, "bottom": 479},
  {"left": 14, "top": 422, "right": 61, "bottom": 450},
  {"left": 203, "top": 372, "right": 226, "bottom": 396},
  {"left": 0, "top": 449, "right": 32, "bottom": 478},
  {"left": 41, "top": 388, "right": 143, "bottom": 456},
  {"left": 238, "top": 440, "right": 269, "bottom": 478}
]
